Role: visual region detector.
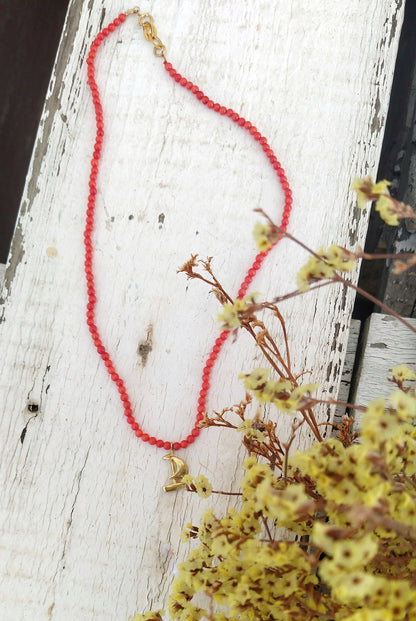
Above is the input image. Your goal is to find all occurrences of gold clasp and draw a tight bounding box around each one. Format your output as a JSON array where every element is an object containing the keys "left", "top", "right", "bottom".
[{"left": 126, "top": 7, "right": 166, "bottom": 59}]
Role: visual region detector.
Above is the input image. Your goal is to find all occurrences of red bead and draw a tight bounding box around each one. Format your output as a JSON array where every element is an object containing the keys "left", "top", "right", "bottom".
[
  {"left": 131, "top": 423, "right": 139, "bottom": 431},
  {"left": 164, "top": 61, "right": 172, "bottom": 71},
  {"left": 173, "top": 442, "right": 180, "bottom": 451},
  {"left": 196, "top": 91, "right": 204, "bottom": 100},
  {"left": 126, "top": 416, "right": 134, "bottom": 425},
  {"left": 249, "top": 126, "right": 257, "bottom": 134},
  {"left": 192, "top": 428, "right": 200, "bottom": 436},
  {"left": 238, "top": 118, "right": 245, "bottom": 126},
  {"left": 174, "top": 73, "right": 182, "bottom": 82},
  {"left": 197, "top": 405, "right": 205, "bottom": 414},
  {"left": 149, "top": 437, "right": 156, "bottom": 445},
  {"left": 102, "top": 28, "right": 109, "bottom": 37},
  {"left": 142, "top": 434, "right": 149, "bottom": 442},
  {"left": 108, "top": 24, "right": 115, "bottom": 32},
  {"left": 254, "top": 132, "right": 261, "bottom": 140},
  {"left": 226, "top": 109, "right": 233, "bottom": 118},
  {"left": 191, "top": 85, "right": 199, "bottom": 94},
  {"left": 119, "top": 13, "right": 126, "bottom": 22},
  {"left": 231, "top": 113, "right": 239, "bottom": 122},
  {"left": 196, "top": 413, "right": 204, "bottom": 422},
  {"left": 244, "top": 121, "right": 252, "bottom": 129},
  {"left": 186, "top": 435, "right": 195, "bottom": 444},
  {"left": 113, "top": 18, "right": 121, "bottom": 26},
  {"left": 201, "top": 96, "right": 209, "bottom": 104},
  {"left": 186, "top": 81, "right": 193, "bottom": 90},
  {"left": 219, "top": 106, "right": 227, "bottom": 115},
  {"left": 163, "top": 441, "right": 171, "bottom": 450},
  {"left": 179, "top": 77, "right": 187, "bottom": 86},
  {"left": 169, "top": 68, "right": 176, "bottom": 77},
  {"left": 180, "top": 440, "right": 188, "bottom": 448},
  {"left": 207, "top": 100, "right": 214, "bottom": 109},
  {"left": 135, "top": 429, "right": 143, "bottom": 437},
  {"left": 156, "top": 439, "right": 164, "bottom": 448}
]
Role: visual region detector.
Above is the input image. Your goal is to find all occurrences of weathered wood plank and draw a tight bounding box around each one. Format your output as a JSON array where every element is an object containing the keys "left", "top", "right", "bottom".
[
  {"left": 333, "top": 318, "right": 361, "bottom": 426},
  {"left": 352, "top": 313, "right": 416, "bottom": 426},
  {"left": 0, "top": 1, "right": 404, "bottom": 619}
]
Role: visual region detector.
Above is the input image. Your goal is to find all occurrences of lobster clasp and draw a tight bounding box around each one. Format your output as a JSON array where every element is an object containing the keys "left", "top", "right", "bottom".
[{"left": 126, "top": 7, "right": 166, "bottom": 59}]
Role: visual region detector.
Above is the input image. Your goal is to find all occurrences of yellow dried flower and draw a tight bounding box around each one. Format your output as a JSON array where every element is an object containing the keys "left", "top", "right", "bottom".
[
  {"left": 239, "top": 368, "right": 317, "bottom": 412},
  {"left": 239, "top": 367, "right": 271, "bottom": 391},
  {"left": 237, "top": 419, "right": 266, "bottom": 442},
  {"left": 391, "top": 364, "right": 416, "bottom": 381},
  {"left": 253, "top": 221, "right": 273, "bottom": 252},
  {"left": 322, "top": 244, "right": 356, "bottom": 272},
  {"left": 193, "top": 474, "right": 212, "bottom": 498},
  {"left": 350, "top": 175, "right": 391, "bottom": 209},
  {"left": 296, "top": 245, "right": 356, "bottom": 291},
  {"left": 389, "top": 390, "right": 416, "bottom": 423},
  {"left": 375, "top": 194, "right": 399, "bottom": 225},
  {"left": 296, "top": 255, "right": 335, "bottom": 291},
  {"left": 217, "top": 293, "right": 257, "bottom": 330}
]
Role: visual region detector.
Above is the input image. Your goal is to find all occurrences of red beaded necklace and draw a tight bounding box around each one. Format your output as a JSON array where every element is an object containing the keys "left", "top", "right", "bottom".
[{"left": 84, "top": 8, "right": 293, "bottom": 490}]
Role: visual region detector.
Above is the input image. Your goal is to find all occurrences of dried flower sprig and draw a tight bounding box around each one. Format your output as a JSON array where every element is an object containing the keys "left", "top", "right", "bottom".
[
  {"left": 135, "top": 377, "right": 416, "bottom": 620},
  {"left": 133, "top": 178, "right": 416, "bottom": 621}
]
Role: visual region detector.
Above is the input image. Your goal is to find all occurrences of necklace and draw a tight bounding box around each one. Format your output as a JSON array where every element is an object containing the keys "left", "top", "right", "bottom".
[{"left": 84, "top": 7, "right": 293, "bottom": 491}]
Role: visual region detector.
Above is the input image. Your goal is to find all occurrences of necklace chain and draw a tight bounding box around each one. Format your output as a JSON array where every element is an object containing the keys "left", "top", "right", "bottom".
[{"left": 84, "top": 10, "right": 293, "bottom": 453}]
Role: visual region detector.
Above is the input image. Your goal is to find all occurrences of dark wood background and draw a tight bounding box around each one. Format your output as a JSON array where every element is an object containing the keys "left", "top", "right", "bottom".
[{"left": 0, "top": 0, "right": 69, "bottom": 264}]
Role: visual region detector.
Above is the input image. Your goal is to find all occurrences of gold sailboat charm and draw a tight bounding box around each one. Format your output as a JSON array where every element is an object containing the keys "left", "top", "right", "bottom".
[{"left": 163, "top": 449, "right": 189, "bottom": 492}]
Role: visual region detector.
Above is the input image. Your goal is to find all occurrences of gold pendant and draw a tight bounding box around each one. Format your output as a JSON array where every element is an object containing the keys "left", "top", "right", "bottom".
[{"left": 163, "top": 449, "right": 189, "bottom": 492}]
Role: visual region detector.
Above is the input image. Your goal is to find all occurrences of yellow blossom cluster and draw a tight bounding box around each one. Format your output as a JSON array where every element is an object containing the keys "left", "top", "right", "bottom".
[
  {"left": 217, "top": 293, "right": 258, "bottom": 330},
  {"left": 182, "top": 474, "right": 213, "bottom": 499},
  {"left": 135, "top": 365, "right": 416, "bottom": 621},
  {"left": 135, "top": 365, "right": 416, "bottom": 620},
  {"left": 351, "top": 176, "right": 405, "bottom": 225},
  {"left": 239, "top": 367, "right": 318, "bottom": 413},
  {"left": 296, "top": 244, "right": 357, "bottom": 291},
  {"left": 253, "top": 221, "right": 274, "bottom": 252}
]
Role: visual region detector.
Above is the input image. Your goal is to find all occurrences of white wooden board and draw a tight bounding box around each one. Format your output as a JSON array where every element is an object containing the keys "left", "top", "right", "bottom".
[
  {"left": 0, "top": 1, "right": 404, "bottom": 619},
  {"left": 352, "top": 313, "right": 416, "bottom": 426}
]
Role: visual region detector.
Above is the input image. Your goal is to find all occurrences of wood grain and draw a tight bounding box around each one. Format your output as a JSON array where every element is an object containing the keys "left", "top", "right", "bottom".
[
  {"left": 0, "top": 1, "right": 404, "bottom": 619},
  {"left": 352, "top": 313, "right": 416, "bottom": 426}
]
